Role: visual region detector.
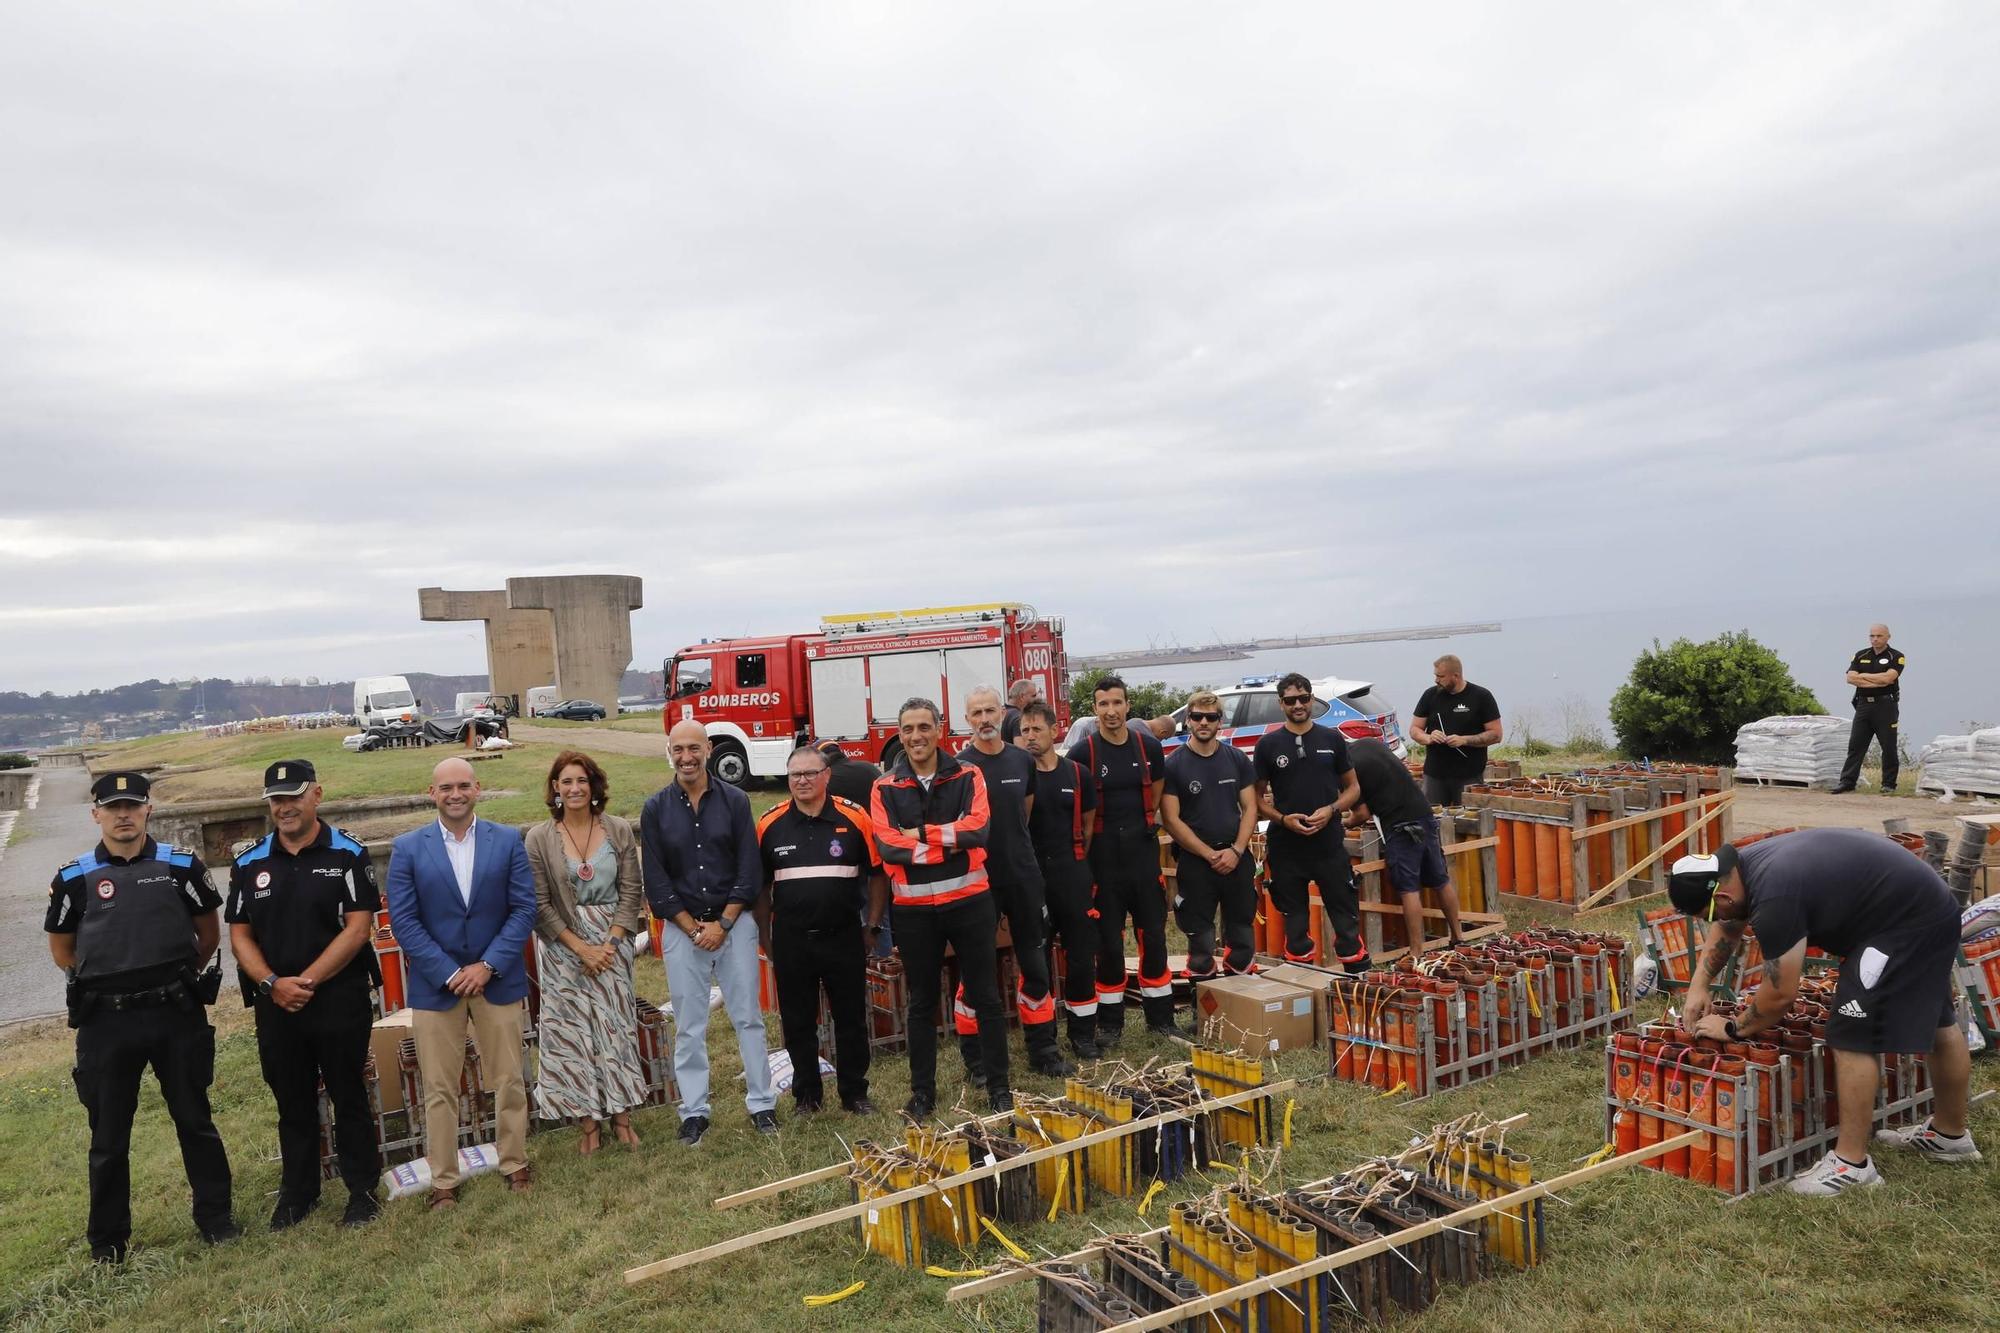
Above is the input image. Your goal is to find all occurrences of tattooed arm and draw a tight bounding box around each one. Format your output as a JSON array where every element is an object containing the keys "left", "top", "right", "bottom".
[
  {"left": 1733, "top": 941, "right": 1807, "bottom": 1039},
  {"left": 1679, "top": 919, "right": 1746, "bottom": 1033}
]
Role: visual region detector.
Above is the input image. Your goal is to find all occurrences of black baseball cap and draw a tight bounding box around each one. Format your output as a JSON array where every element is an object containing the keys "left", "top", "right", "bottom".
[
  {"left": 91, "top": 771, "right": 151, "bottom": 805},
  {"left": 262, "top": 759, "right": 318, "bottom": 798},
  {"left": 1667, "top": 843, "right": 1740, "bottom": 917},
  {"left": 816, "top": 740, "right": 846, "bottom": 762}
]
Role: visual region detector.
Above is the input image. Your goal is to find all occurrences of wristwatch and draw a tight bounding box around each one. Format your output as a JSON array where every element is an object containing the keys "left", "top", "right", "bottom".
[
  {"left": 1724, "top": 1019, "right": 1741, "bottom": 1042},
  {"left": 719, "top": 916, "right": 736, "bottom": 933},
  {"left": 258, "top": 975, "right": 277, "bottom": 997}
]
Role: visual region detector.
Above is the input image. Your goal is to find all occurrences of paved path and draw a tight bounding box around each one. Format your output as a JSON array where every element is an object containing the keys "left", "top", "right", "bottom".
[
  {"left": 505, "top": 722, "right": 668, "bottom": 756},
  {"left": 0, "top": 766, "right": 91, "bottom": 1025}
]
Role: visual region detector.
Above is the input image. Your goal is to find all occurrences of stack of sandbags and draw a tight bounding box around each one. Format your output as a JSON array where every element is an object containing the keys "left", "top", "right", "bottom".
[
  {"left": 1916, "top": 728, "right": 2000, "bottom": 798},
  {"left": 1733, "top": 715, "right": 1850, "bottom": 787}
]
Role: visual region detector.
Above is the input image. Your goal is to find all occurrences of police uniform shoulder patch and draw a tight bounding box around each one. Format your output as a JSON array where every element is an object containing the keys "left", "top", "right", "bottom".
[
  {"left": 329, "top": 827, "right": 366, "bottom": 856},
  {"left": 236, "top": 835, "right": 275, "bottom": 866}
]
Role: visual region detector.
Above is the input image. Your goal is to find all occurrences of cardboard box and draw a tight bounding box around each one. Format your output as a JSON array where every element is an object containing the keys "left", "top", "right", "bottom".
[
  {"left": 1261, "top": 963, "right": 1338, "bottom": 1047},
  {"left": 371, "top": 1009, "right": 415, "bottom": 1113},
  {"left": 1194, "top": 975, "right": 1316, "bottom": 1054}
]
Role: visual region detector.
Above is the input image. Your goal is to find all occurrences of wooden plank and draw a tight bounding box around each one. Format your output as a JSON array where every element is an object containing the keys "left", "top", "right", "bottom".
[
  {"left": 1571, "top": 789, "right": 1732, "bottom": 840},
  {"left": 1096, "top": 1131, "right": 1704, "bottom": 1333},
  {"left": 1575, "top": 793, "right": 1732, "bottom": 911},
  {"left": 1570, "top": 795, "right": 1592, "bottom": 905},
  {"left": 713, "top": 1105, "right": 1022, "bottom": 1208},
  {"left": 1476, "top": 809, "right": 1500, "bottom": 918},
  {"left": 1608, "top": 789, "right": 1630, "bottom": 907},
  {"left": 622, "top": 1078, "right": 1300, "bottom": 1285},
  {"left": 1355, "top": 903, "right": 1504, "bottom": 924}
]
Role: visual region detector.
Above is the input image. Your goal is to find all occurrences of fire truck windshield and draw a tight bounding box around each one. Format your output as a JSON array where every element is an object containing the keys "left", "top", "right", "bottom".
[{"left": 668, "top": 655, "right": 711, "bottom": 700}]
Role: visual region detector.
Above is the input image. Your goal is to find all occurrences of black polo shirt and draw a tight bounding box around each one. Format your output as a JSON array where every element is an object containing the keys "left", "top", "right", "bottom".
[
  {"left": 757, "top": 795, "right": 880, "bottom": 932},
  {"left": 1413, "top": 681, "right": 1500, "bottom": 779},
  {"left": 1347, "top": 738, "right": 1433, "bottom": 827},
  {"left": 960, "top": 742, "right": 1040, "bottom": 885},
  {"left": 1253, "top": 723, "right": 1353, "bottom": 819},
  {"left": 1068, "top": 727, "right": 1166, "bottom": 829},
  {"left": 47, "top": 837, "right": 221, "bottom": 991},
  {"left": 1849, "top": 645, "right": 1906, "bottom": 703},
  {"left": 826, "top": 754, "right": 885, "bottom": 810},
  {"left": 1029, "top": 756, "right": 1095, "bottom": 863},
  {"left": 226, "top": 822, "right": 381, "bottom": 996},
  {"left": 1165, "top": 744, "right": 1256, "bottom": 847}
]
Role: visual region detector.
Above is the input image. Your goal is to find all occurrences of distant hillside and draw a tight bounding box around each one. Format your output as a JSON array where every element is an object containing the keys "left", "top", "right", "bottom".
[{"left": 0, "top": 669, "right": 663, "bottom": 750}]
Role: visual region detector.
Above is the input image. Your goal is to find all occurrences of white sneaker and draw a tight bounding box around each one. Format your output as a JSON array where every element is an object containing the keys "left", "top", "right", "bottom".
[
  {"left": 1875, "top": 1119, "right": 1983, "bottom": 1164},
  {"left": 1787, "top": 1151, "right": 1883, "bottom": 1196}
]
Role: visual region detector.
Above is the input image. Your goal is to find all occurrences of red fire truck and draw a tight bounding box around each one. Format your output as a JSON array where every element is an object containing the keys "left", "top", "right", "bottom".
[{"left": 662, "top": 604, "right": 1072, "bottom": 785}]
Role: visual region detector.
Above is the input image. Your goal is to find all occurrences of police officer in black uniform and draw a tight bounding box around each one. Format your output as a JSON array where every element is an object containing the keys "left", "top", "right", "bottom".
[
  {"left": 226, "top": 760, "right": 384, "bottom": 1230},
  {"left": 1835, "top": 624, "right": 1907, "bottom": 794},
  {"left": 45, "top": 771, "right": 237, "bottom": 1263}
]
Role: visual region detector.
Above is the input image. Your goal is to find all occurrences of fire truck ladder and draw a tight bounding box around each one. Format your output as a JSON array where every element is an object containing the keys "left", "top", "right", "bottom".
[{"left": 819, "top": 604, "right": 1038, "bottom": 636}]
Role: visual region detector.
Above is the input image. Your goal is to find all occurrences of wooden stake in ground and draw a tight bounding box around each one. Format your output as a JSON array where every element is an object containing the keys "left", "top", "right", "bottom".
[{"left": 622, "top": 1078, "right": 1300, "bottom": 1286}]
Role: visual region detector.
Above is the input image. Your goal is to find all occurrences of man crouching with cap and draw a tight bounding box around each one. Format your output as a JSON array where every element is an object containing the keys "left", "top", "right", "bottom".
[
  {"left": 227, "top": 760, "right": 384, "bottom": 1229},
  {"left": 46, "top": 771, "right": 238, "bottom": 1262},
  {"left": 1672, "top": 828, "right": 1977, "bottom": 1195}
]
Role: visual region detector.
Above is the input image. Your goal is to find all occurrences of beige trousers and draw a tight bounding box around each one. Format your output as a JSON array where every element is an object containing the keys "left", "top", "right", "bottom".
[{"left": 412, "top": 994, "right": 528, "bottom": 1189}]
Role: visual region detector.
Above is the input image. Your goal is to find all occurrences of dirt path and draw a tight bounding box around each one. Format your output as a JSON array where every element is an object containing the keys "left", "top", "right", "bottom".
[
  {"left": 505, "top": 722, "right": 667, "bottom": 756},
  {"left": 1732, "top": 783, "right": 1995, "bottom": 839}
]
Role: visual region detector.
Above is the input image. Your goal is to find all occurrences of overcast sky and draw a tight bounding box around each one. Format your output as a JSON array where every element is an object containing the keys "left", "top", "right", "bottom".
[{"left": 3, "top": 3, "right": 1995, "bottom": 695}]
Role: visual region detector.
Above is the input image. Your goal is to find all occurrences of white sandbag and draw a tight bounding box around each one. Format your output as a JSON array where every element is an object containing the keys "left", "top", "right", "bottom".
[
  {"left": 1733, "top": 715, "right": 1850, "bottom": 787},
  {"left": 750, "top": 1048, "right": 836, "bottom": 1095},
  {"left": 1918, "top": 727, "right": 2000, "bottom": 797},
  {"left": 382, "top": 1143, "right": 500, "bottom": 1199}
]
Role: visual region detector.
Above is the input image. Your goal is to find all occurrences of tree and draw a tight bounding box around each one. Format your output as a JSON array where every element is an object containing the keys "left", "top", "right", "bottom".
[
  {"left": 1609, "top": 631, "right": 1824, "bottom": 763},
  {"left": 1066, "top": 675, "right": 1200, "bottom": 723}
]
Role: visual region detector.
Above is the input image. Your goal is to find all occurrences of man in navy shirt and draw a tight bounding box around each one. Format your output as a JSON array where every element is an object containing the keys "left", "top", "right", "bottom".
[
  {"left": 1344, "top": 738, "right": 1465, "bottom": 956},
  {"left": 1021, "top": 701, "right": 1104, "bottom": 1059},
  {"left": 1162, "top": 690, "right": 1259, "bottom": 982},
  {"left": 641, "top": 720, "right": 776, "bottom": 1145},
  {"left": 1067, "top": 676, "right": 1175, "bottom": 1039},
  {"left": 1254, "top": 672, "right": 1365, "bottom": 970}
]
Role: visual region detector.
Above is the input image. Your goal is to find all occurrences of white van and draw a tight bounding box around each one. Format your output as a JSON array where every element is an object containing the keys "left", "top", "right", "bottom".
[
  {"left": 353, "top": 675, "right": 420, "bottom": 728},
  {"left": 524, "top": 685, "right": 559, "bottom": 718}
]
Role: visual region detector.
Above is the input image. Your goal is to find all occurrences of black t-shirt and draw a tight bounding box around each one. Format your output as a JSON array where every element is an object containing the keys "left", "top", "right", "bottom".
[
  {"left": 1165, "top": 744, "right": 1256, "bottom": 847},
  {"left": 1740, "top": 827, "right": 1955, "bottom": 958},
  {"left": 1413, "top": 682, "right": 1500, "bottom": 779},
  {"left": 226, "top": 823, "right": 381, "bottom": 994},
  {"left": 1028, "top": 756, "right": 1095, "bottom": 863},
  {"left": 1848, "top": 645, "right": 1907, "bottom": 703},
  {"left": 1068, "top": 727, "right": 1166, "bottom": 829},
  {"left": 757, "top": 796, "right": 880, "bottom": 932},
  {"left": 1000, "top": 706, "right": 1024, "bottom": 745},
  {"left": 959, "top": 742, "right": 1040, "bottom": 884},
  {"left": 47, "top": 838, "right": 222, "bottom": 990},
  {"left": 1347, "top": 738, "right": 1433, "bottom": 827},
  {"left": 826, "top": 755, "right": 885, "bottom": 810},
  {"left": 1253, "top": 724, "right": 1353, "bottom": 829}
]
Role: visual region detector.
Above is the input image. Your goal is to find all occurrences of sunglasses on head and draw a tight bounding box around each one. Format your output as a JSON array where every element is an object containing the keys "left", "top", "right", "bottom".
[{"left": 1187, "top": 710, "right": 1223, "bottom": 723}]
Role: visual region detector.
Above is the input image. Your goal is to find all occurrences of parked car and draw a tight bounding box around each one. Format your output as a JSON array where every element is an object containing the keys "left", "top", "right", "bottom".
[
  {"left": 1163, "top": 675, "right": 1408, "bottom": 759},
  {"left": 538, "top": 699, "right": 607, "bottom": 721}
]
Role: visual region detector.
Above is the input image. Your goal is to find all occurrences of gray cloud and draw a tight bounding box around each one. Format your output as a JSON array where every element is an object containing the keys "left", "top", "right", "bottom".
[{"left": 2, "top": 3, "right": 1995, "bottom": 691}]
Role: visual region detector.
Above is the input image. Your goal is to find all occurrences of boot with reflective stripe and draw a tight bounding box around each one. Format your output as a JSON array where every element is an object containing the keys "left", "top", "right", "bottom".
[
  {"left": 955, "top": 985, "right": 984, "bottom": 1091},
  {"left": 1095, "top": 986, "right": 1126, "bottom": 1046},
  {"left": 1141, "top": 991, "right": 1179, "bottom": 1035}
]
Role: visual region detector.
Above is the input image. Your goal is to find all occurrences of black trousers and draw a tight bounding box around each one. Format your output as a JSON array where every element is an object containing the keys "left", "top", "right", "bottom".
[
  {"left": 989, "top": 866, "right": 1052, "bottom": 1016},
  {"left": 1841, "top": 698, "right": 1900, "bottom": 789},
  {"left": 1174, "top": 850, "right": 1258, "bottom": 976},
  {"left": 72, "top": 1005, "right": 232, "bottom": 1249},
  {"left": 1089, "top": 821, "right": 1171, "bottom": 1020},
  {"left": 1266, "top": 829, "right": 1362, "bottom": 965},
  {"left": 1038, "top": 852, "right": 1101, "bottom": 1011},
  {"left": 894, "top": 892, "right": 1009, "bottom": 1100},
  {"left": 255, "top": 983, "right": 377, "bottom": 1203},
  {"left": 771, "top": 918, "right": 870, "bottom": 1107}
]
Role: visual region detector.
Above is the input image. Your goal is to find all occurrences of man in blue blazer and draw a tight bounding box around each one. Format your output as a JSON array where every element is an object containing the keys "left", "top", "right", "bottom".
[{"left": 386, "top": 757, "right": 538, "bottom": 1209}]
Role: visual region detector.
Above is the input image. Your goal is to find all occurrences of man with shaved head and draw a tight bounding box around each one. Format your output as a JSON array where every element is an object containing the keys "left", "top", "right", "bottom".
[
  {"left": 641, "top": 719, "right": 777, "bottom": 1143},
  {"left": 386, "top": 756, "right": 539, "bottom": 1209},
  {"left": 1835, "top": 623, "right": 1908, "bottom": 794}
]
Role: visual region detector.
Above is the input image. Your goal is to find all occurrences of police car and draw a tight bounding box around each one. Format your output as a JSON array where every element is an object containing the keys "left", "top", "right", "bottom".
[{"left": 1162, "top": 675, "right": 1407, "bottom": 759}]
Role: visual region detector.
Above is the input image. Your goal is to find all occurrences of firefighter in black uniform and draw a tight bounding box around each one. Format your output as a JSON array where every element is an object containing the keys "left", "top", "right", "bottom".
[
  {"left": 45, "top": 771, "right": 237, "bottom": 1263},
  {"left": 959, "top": 687, "right": 1074, "bottom": 1080},
  {"left": 1161, "top": 690, "right": 1260, "bottom": 983},
  {"left": 1021, "top": 701, "right": 1104, "bottom": 1059},
  {"left": 1253, "top": 673, "right": 1367, "bottom": 971},
  {"left": 226, "top": 760, "right": 384, "bottom": 1230},
  {"left": 1835, "top": 624, "right": 1907, "bottom": 794},
  {"left": 754, "top": 747, "right": 888, "bottom": 1115},
  {"left": 1067, "top": 675, "right": 1176, "bottom": 1040}
]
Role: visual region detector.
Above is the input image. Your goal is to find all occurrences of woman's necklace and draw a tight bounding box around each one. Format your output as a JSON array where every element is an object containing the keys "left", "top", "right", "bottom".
[{"left": 562, "top": 815, "right": 601, "bottom": 881}]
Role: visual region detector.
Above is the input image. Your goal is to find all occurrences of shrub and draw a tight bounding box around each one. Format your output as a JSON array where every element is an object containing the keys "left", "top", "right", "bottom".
[
  {"left": 0, "top": 752, "right": 32, "bottom": 770},
  {"left": 1609, "top": 631, "right": 1824, "bottom": 764}
]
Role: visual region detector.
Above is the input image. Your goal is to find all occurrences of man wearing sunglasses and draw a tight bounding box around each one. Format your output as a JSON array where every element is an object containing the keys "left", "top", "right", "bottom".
[
  {"left": 1162, "top": 690, "right": 1259, "bottom": 983},
  {"left": 1671, "top": 830, "right": 1976, "bottom": 1195},
  {"left": 1253, "top": 673, "right": 1366, "bottom": 970}
]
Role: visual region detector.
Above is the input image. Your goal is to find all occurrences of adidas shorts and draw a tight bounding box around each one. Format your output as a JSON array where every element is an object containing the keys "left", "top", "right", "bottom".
[{"left": 1823, "top": 915, "right": 1959, "bottom": 1055}]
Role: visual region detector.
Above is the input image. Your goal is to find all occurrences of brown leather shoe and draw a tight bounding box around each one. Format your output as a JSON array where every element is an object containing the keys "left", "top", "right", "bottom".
[
  {"left": 504, "top": 1165, "right": 534, "bottom": 1193},
  {"left": 428, "top": 1188, "right": 457, "bottom": 1211}
]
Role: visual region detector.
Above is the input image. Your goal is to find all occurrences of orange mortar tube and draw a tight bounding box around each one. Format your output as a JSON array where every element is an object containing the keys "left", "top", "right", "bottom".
[
  {"left": 1685, "top": 1051, "right": 1718, "bottom": 1188},
  {"left": 1635, "top": 1040, "right": 1663, "bottom": 1167},
  {"left": 1612, "top": 1034, "right": 1642, "bottom": 1154},
  {"left": 1496, "top": 820, "right": 1516, "bottom": 893},
  {"left": 1513, "top": 825, "right": 1537, "bottom": 899},
  {"left": 1712, "top": 1055, "right": 1745, "bottom": 1194},
  {"left": 1534, "top": 825, "right": 1561, "bottom": 900},
  {"left": 1661, "top": 1047, "right": 1691, "bottom": 1177}
]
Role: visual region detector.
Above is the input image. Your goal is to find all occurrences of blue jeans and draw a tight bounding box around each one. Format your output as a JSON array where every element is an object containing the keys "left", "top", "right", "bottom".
[{"left": 661, "top": 918, "right": 775, "bottom": 1119}]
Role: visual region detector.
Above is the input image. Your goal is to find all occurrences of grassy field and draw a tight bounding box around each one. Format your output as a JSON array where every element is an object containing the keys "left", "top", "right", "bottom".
[{"left": 7, "top": 733, "right": 1996, "bottom": 1329}]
